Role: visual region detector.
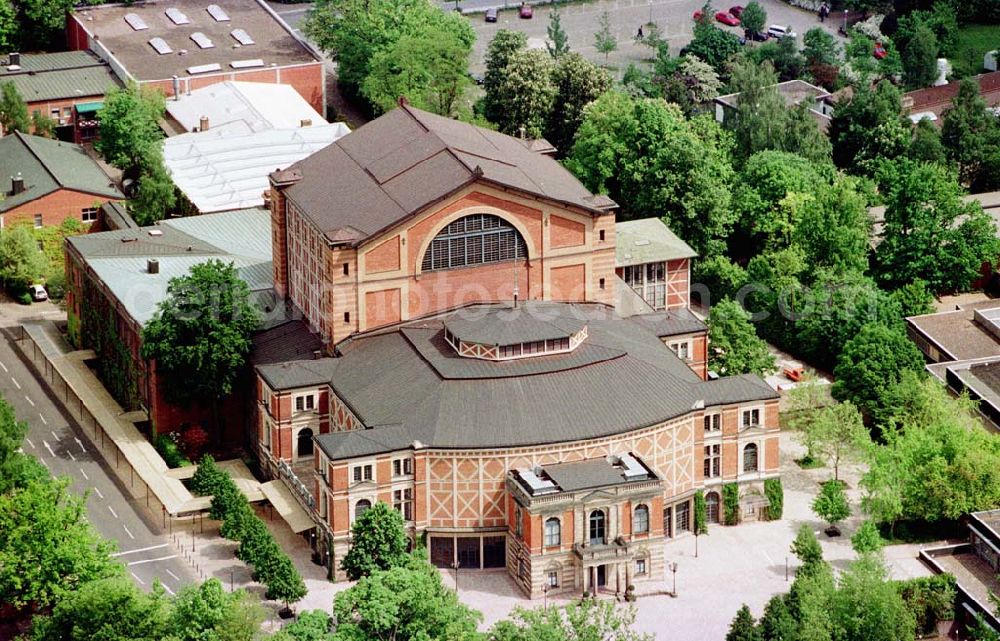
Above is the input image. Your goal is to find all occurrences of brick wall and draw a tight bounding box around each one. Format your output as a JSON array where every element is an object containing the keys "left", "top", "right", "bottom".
[{"left": 0, "top": 188, "right": 117, "bottom": 229}]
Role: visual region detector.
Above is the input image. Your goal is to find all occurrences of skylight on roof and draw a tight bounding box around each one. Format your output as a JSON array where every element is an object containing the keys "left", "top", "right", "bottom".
[
  {"left": 190, "top": 32, "right": 214, "bottom": 49},
  {"left": 230, "top": 29, "right": 254, "bottom": 46},
  {"left": 230, "top": 59, "right": 264, "bottom": 69},
  {"left": 149, "top": 37, "right": 173, "bottom": 55},
  {"left": 165, "top": 8, "right": 190, "bottom": 25},
  {"left": 124, "top": 13, "right": 149, "bottom": 31},
  {"left": 187, "top": 63, "right": 222, "bottom": 75},
  {"left": 206, "top": 4, "right": 230, "bottom": 21}
]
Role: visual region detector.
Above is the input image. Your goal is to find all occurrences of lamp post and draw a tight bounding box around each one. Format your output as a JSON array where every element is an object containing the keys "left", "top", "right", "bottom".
[
  {"left": 543, "top": 584, "right": 550, "bottom": 609},
  {"left": 843, "top": 9, "right": 848, "bottom": 34},
  {"left": 451, "top": 560, "right": 459, "bottom": 593},
  {"left": 669, "top": 562, "right": 678, "bottom": 597},
  {"left": 648, "top": 0, "right": 653, "bottom": 25}
]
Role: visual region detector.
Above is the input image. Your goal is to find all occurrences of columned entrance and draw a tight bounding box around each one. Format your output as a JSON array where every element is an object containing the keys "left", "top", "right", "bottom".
[{"left": 596, "top": 564, "right": 606, "bottom": 588}]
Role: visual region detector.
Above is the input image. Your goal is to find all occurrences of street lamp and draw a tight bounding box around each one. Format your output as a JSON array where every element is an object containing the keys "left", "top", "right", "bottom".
[
  {"left": 451, "top": 560, "right": 459, "bottom": 593},
  {"left": 843, "top": 9, "right": 848, "bottom": 34},
  {"left": 648, "top": 0, "right": 653, "bottom": 25},
  {"left": 543, "top": 583, "right": 550, "bottom": 609},
  {"left": 669, "top": 562, "right": 678, "bottom": 597}
]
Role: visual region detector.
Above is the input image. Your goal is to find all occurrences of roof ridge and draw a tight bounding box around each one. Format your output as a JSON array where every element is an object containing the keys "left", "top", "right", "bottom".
[{"left": 13, "top": 131, "right": 64, "bottom": 189}]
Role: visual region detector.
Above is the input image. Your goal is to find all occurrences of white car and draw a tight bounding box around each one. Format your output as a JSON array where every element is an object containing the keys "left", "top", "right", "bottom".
[
  {"left": 767, "top": 24, "right": 796, "bottom": 39},
  {"left": 30, "top": 284, "right": 48, "bottom": 302}
]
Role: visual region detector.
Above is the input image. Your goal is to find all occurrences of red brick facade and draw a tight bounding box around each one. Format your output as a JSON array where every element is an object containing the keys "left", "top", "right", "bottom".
[{"left": 1, "top": 188, "right": 117, "bottom": 229}]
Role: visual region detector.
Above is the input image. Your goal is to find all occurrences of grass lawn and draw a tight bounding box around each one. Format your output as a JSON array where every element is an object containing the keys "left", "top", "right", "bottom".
[{"left": 950, "top": 24, "right": 998, "bottom": 79}]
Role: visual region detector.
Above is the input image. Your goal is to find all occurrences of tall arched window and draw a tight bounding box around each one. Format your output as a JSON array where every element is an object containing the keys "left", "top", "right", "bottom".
[
  {"left": 634, "top": 504, "right": 649, "bottom": 534},
  {"left": 297, "top": 427, "right": 314, "bottom": 459},
  {"left": 589, "top": 510, "right": 606, "bottom": 545},
  {"left": 420, "top": 213, "right": 528, "bottom": 272},
  {"left": 544, "top": 517, "right": 561, "bottom": 547},
  {"left": 743, "top": 443, "right": 759, "bottom": 472},
  {"left": 355, "top": 499, "right": 371, "bottom": 521},
  {"left": 706, "top": 491, "right": 720, "bottom": 524}
]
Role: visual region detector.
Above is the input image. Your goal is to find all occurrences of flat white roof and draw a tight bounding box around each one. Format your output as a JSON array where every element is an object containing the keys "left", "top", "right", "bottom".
[
  {"left": 166, "top": 81, "right": 327, "bottom": 134},
  {"left": 163, "top": 121, "right": 349, "bottom": 213}
]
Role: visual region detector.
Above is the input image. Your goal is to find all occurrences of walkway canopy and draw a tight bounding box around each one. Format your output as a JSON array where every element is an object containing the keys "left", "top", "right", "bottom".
[{"left": 260, "top": 480, "right": 314, "bottom": 533}]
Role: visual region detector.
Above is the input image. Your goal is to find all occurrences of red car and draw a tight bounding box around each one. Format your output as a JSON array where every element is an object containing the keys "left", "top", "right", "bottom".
[
  {"left": 873, "top": 42, "right": 887, "bottom": 59},
  {"left": 519, "top": 4, "right": 532, "bottom": 18},
  {"left": 729, "top": 5, "right": 744, "bottom": 17},
  {"left": 693, "top": 9, "right": 704, "bottom": 20},
  {"left": 715, "top": 11, "right": 740, "bottom": 26}
]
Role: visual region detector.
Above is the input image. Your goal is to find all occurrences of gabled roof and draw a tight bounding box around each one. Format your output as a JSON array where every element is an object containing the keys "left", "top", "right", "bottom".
[
  {"left": 165, "top": 81, "right": 326, "bottom": 133},
  {"left": 715, "top": 79, "right": 830, "bottom": 109},
  {"left": 903, "top": 71, "right": 1000, "bottom": 120},
  {"left": 615, "top": 218, "right": 697, "bottom": 266},
  {"left": 0, "top": 51, "right": 120, "bottom": 103},
  {"left": 0, "top": 132, "right": 122, "bottom": 211},
  {"left": 280, "top": 104, "right": 618, "bottom": 247}
]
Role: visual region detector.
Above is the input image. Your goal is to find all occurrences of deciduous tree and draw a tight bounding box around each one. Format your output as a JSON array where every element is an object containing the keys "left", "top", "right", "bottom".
[
  {"left": 829, "top": 81, "right": 910, "bottom": 174},
  {"left": 0, "top": 1, "right": 16, "bottom": 53},
  {"left": 490, "top": 599, "right": 652, "bottom": 641},
  {"left": 708, "top": 298, "right": 775, "bottom": 376},
  {"left": 341, "top": 500, "right": 409, "bottom": 580},
  {"left": 29, "top": 576, "right": 170, "bottom": 641},
  {"left": 851, "top": 520, "right": 883, "bottom": 555},
  {"left": 804, "top": 401, "right": 867, "bottom": 482},
  {"left": 0, "top": 394, "right": 46, "bottom": 493},
  {"left": 831, "top": 556, "right": 915, "bottom": 641},
  {"left": 0, "top": 81, "right": 29, "bottom": 133},
  {"left": 941, "top": 78, "right": 1000, "bottom": 192},
  {"left": 790, "top": 524, "right": 823, "bottom": 572},
  {"left": 812, "top": 480, "right": 850, "bottom": 532},
  {"left": 0, "top": 225, "right": 48, "bottom": 292},
  {"left": 96, "top": 81, "right": 165, "bottom": 175},
  {"left": 16, "top": 0, "right": 73, "bottom": 49},
  {"left": 802, "top": 27, "right": 839, "bottom": 67},
  {"left": 490, "top": 49, "right": 556, "bottom": 138},
  {"left": 546, "top": 10, "right": 569, "bottom": 59},
  {"left": 593, "top": 11, "right": 617, "bottom": 65},
  {"left": 545, "top": 53, "right": 611, "bottom": 156},
  {"left": 740, "top": 2, "right": 766, "bottom": 37},
  {"left": 130, "top": 147, "right": 177, "bottom": 226},
  {"left": 901, "top": 25, "right": 939, "bottom": 89},
  {"left": 482, "top": 30, "right": 528, "bottom": 125},
  {"left": 685, "top": 20, "right": 742, "bottom": 71}
]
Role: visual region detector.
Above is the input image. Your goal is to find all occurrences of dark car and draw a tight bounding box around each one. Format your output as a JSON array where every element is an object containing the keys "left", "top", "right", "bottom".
[
  {"left": 744, "top": 28, "right": 769, "bottom": 41},
  {"left": 519, "top": 4, "right": 532, "bottom": 18},
  {"left": 729, "top": 5, "right": 744, "bottom": 17},
  {"left": 485, "top": 7, "right": 497, "bottom": 21}
]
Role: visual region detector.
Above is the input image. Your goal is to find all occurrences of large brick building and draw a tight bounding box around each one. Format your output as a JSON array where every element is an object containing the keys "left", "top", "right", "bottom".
[
  {"left": 67, "top": 0, "right": 325, "bottom": 113},
  {"left": 256, "top": 105, "right": 780, "bottom": 598}
]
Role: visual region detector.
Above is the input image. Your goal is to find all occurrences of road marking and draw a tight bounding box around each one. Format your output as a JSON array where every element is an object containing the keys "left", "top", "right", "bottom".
[
  {"left": 50, "top": 430, "right": 60, "bottom": 441},
  {"left": 107, "top": 505, "right": 119, "bottom": 519},
  {"left": 43, "top": 440, "right": 56, "bottom": 457},
  {"left": 161, "top": 583, "right": 175, "bottom": 595},
  {"left": 10, "top": 377, "right": 20, "bottom": 389},
  {"left": 123, "top": 524, "right": 135, "bottom": 540},
  {"left": 127, "top": 555, "right": 177, "bottom": 567},
  {"left": 164, "top": 568, "right": 180, "bottom": 581},
  {"left": 113, "top": 543, "right": 169, "bottom": 557},
  {"left": 24, "top": 438, "right": 34, "bottom": 449},
  {"left": 38, "top": 414, "right": 47, "bottom": 425},
  {"left": 74, "top": 437, "right": 86, "bottom": 453},
  {"left": 93, "top": 487, "right": 104, "bottom": 500},
  {"left": 80, "top": 468, "right": 89, "bottom": 480},
  {"left": 67, "top": 451, "right": 76, "bottom": 461},
  {"left": 130, "top": 572, "right": 145, "bottom": 585},
  {"left": 0, "top": 360, "right": 7, "bottom": 372},
  {"left": 24, "top": 395, "right": 34, "bottom": 407},
  {"left": 39, "top": 458, "right": 50, "bottom": 470}
]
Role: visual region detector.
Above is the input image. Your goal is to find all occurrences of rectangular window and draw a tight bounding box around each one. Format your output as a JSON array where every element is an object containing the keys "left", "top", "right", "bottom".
[
  {"left": 342, "top": 262, "right": 349, "bottom": 276},
  {"left": 742, "top": 408, "right": 761, "bottom": 428},
  {"left": 393, "top": 488, "right": 413, "bottom": 521},
  {"left": 548, "top": 570, "right": 559, "bottom": 587},
  {"left": 599, "top": 278, "right": 605, "bottom": 290},
  {"left": 635, "top": 559, "right": 647, "bottom": 575},
  {"left": 81, "top": 207, "right": 98, "bottom": 223},
  {"left": 703, "top": 444, "right": 720, "bottom": 478},
  {"left": 344, "top": 312, "right": 350, "bottom": 324},
  {"left": 392, "top": 457, "right": 413, "bottom": 477},
  {"left": 599, "top": 229, "right": 605, "bottom": 242},
  {"left": 352, "top": 464, "right": 373, "bottom": 483},
  {"left": 33, "top": 214, "right": 43, "bottom": 229},
  {"left": 703, "top": 413, "right": 721, "bottom": 432},
  {"left": 295, "top": 394, "right": 315, "bottom": 412},
  {"left": 670, "top": 341, "right": 690, "bottom": 360}
]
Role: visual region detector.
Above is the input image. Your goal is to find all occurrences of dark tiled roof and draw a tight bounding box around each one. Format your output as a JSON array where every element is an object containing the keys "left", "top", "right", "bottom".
[
  {"left": 251, "top": 320, "right": 324, "bottom": 366},
  {"left": 277, "top": 302, "right": 778, "bottom": 458},
  {"left": 444, "top": 304, "right": 586, "bottom": 345},
  {"left": 72, "top": 0, "right": 318, "bottom": 82},
  {"left": 282, "top": 105, "right": 617, "bottom": 246},
  {"left": 0, "top": 132, "right": 122, "bottom": 211},
  {"left": 542, "top": 458, "right": 649, "bottom": 493},
  {"left": 99, "top": 201, "right": 138, "bottom": 230},
  {"left": 0, "top": 51, "right": 120, "bottom": 103},
  {"left": 628, "top": 308, "right": 707, "bottom": 337}
]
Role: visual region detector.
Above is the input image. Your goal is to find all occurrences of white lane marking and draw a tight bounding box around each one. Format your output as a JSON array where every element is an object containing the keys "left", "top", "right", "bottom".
[
  {"left": 164, "top": 568, "right": 180, "bottom": 581},
  {"left": 107, "top": 505, "right": 119, "bottom": 519},
  {"left": 39, "top": 458, "right": 50, "bottom": 470},
  {"left": 113, "top": 543, "right": 169, "bottom": 557},
  {"left": 80, "top": 468, "right": 89, "bottom": 480},
  {"left": 43, "top": 440, "right": 56, "bottom": 457},
  {"left": 24, "top": 438, "right": 34, "bottom": 449},
  {"left": 0, "top": 360, "right": 7, "bottom": 372},
  {"left": 126, "top": 555, "right": 177, "bottom": 567},
  {"left": 123, "top": 524, "right": 135, "bottom": 540},
  {"left": 161, "top": 583, "right": 175, "bottom": 595},
  {"left": 93, "top": 487, "right": 104, "bottom": 500},
  {"left": 24, "top": 396, "right": 34, "bottom": 407},
  {"left": 67, "top": 451, "right": 76, "bottom": 461},
  {"left": 11, "top": 377, "right": 20, "bottom": 389},
  {"left": 74, "top": 437, "right": 85, "bottom": 453},
  {"left": 38, "top": 414, "right": 47, "bottom": 425},
  {"left": 130, "top": 572, "right": 145, "bottom": 585},
  {"left": 50, "top": 430, "right": 60, "bottom": 441}
]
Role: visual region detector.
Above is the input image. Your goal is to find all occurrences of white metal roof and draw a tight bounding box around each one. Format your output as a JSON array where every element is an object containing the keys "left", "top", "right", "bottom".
[
  {"left": 163, "top": 120, "right": 349, "bottom": 213},
  {"left": 165, "top": 81, "right": 328, "bottom": 134}
]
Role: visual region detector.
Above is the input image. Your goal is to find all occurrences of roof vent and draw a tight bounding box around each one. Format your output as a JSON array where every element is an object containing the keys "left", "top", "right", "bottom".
[
  {"left": 147, "top": 229, "right": 163, "bottom": 237},
  {"left": 8, "top": 52, "right": 19, "bottom": 66},
  {"left": 190, "top": 32, "right": 214, "bottom": 49},
  {"left": 11, "top": 172, "right": 24, "bottom": 195},
  {"left": 149, "top": 37, "right": 172, "bottom": 55},
  {"left": 147, "top": 259, "right": 160, "bottom": 274},
  {"left": 124, "top": 13, "right": 148, "bottom": 31},
  {"left": 199, "top": 115, "right": 209, "bottom": 131},
  {"left": 299, "top": 118, "right": 312, "bottom": 128},
  {"left": 231, "top": 29, "right": 254, "bottom": 46},
  {"left": 207, "top": 4, "right": 230, "bottom": 21},
  {"left": 187, "top": 63, "right": 222, "bottom": 75}
]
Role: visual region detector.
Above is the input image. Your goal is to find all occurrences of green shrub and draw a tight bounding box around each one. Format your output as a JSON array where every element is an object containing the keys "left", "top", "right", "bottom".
[
  {"left": 896, "top": 574, "right": 956, "bottom": 635},
  {"left": 723, "top": 483, "right": 741, "bottom": 526},
  {"left": 154, "top": 433, "right": 190, "bottom": 468},
  {"left": 764, "top": 478, "right": 784, "bottom": 520},
  {"left": 16, "top": 291, "right": 32, "bottom": 305}
]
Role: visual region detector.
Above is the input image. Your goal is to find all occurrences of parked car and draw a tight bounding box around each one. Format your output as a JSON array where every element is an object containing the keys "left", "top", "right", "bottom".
[
  {"left": 745, "top": 29, "right": 769, "bottom": 41},
  {"left": 873, "top": 41, "right": 888, "bottom": 59},
  {"left": 30, "top": 284, "right": 47, "bottom": 302},
  {"left": 693, "top": 9, "right": 703, "bottom": 20},
  {"left": 715, "top": 11, "right": 740, "bottom": 26},
  {"left": 468, "top": 71, "right": 485, "bottom": 85},
  {"left": 729, "top": 5, "right": 744, "bottom": 17},
  {"left": 767, "top": 24, "right": 796, "bottom": 39},
  {"left": 519, "top": 4, "right": 532, "bottom": 18},
  {"left": 485, "top": 7, "right": 497, "bottom": 22}
]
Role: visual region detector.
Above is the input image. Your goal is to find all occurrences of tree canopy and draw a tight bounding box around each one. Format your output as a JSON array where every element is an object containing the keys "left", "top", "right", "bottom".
[
  {"left": 340, "top": 500, "right": 409, "bottom": 581},
  {"left": 941, "top": 78, "right": 1000, "bottom": 192},
  {"left": 0, "top": 225, "right": 48, "bottom": 292},
  {"left": 0, "top": 394, "right": 46, "bottom": 494},
  {"left": 829, "top": 81, "right": 910, "bottom": 174},
  {"left": 483, "top": 30, "right": 528, "bottom": 126},
  {"left": 490, "top": 599, "right": 652, "bottom": 641},
  {"left": 707, "top": 298, "right": 775, "bottom": 377},
  {"left": 97, "top": 82, "right": 166, "bottom": 175},
  {"left": 0, "top": 81, "right": 29, "bottom": 133},
  {"left": 812, "top": 479, "right": 850, "bottom": 528}
]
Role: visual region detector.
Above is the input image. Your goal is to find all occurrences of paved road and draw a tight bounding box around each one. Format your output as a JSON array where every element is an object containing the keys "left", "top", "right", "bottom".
[{"left": 0, "top": 303, "right": 196, "bottom": 594}]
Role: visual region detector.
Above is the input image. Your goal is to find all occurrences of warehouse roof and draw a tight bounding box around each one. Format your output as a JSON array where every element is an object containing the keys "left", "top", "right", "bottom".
[
  {"left": 279, "top": 103, "right": 618, "bottom": 247},
  {"left": 0, "top": 132, "right": 122, "bottom": 212},
  {"left": 163, "top": 122, "right": 349, "bottom": 213},
  {"left": 615, "top": 218, "right": 697, "bottom": 266},
  {"left": 258, "top": 302, "right": 777, "bottom": 457},
  {"left": 67, "top": 208, "right": 272, "bottom": 326},
  {"left": 165, "top": 81, "right": 326, "bottom": 133},
  {"left": 0, "top": 51, "right": 120, "bottom": 103},
  {"left": 71, "top": 0, "right": 318, "bottom": 81}
]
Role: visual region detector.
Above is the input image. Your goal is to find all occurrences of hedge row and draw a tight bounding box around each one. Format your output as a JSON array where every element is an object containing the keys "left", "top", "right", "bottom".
[{"left": 191, "top": 455, "right": 307, "bottom": 605}]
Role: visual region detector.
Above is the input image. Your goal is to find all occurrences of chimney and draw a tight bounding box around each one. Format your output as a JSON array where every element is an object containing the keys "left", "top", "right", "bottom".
[
  {"left": 172, "top": 75, "right": 180, "bottom": 101},
  {"left": 299, "top": 118, "right": 312, "bottom": 128},
  {"left": 312, "top": 349, "right": 322, "bottom": 360},
  {"left": 11, "top": 173, "right": 24, "bottom": 195},
  {"left": 147, "top": 259, "right": 159, "bottom": 274},
  {"left": 9, "top": 52, "right": 19, "bottom": 66},
  {"left": 199, "top": 116, "right": 209, "bottom": 131}
]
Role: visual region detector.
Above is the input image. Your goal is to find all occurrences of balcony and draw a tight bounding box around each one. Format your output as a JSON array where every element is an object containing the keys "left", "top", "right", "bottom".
[{"left": 573, "top": 538, "right": 633, "bottom": 562}]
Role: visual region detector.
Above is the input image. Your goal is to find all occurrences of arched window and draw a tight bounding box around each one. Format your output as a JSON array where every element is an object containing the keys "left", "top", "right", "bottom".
[
  {"left": 355, "top": 499, "right": 371, "bottom": 521},
  {"left": 743, "top": 443, "right": 759, "bottom": 472},
  {"left": 544, "top": 518, "right": 561, "bottom": 547},
  {"left": 420, "top": 213, "right": 527, "bottom": 272},
  {"left": 297, "top": 427, "right": 314, "bottom": 458},
  {"left": 634, "top": 504, "right": 649, "bottom": 534},
  {"left": 706, "top": 491, "right": 720, "bottom": 524},
  {"left": 589, "top": 509, "right": 606, "bottom": 545}
]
